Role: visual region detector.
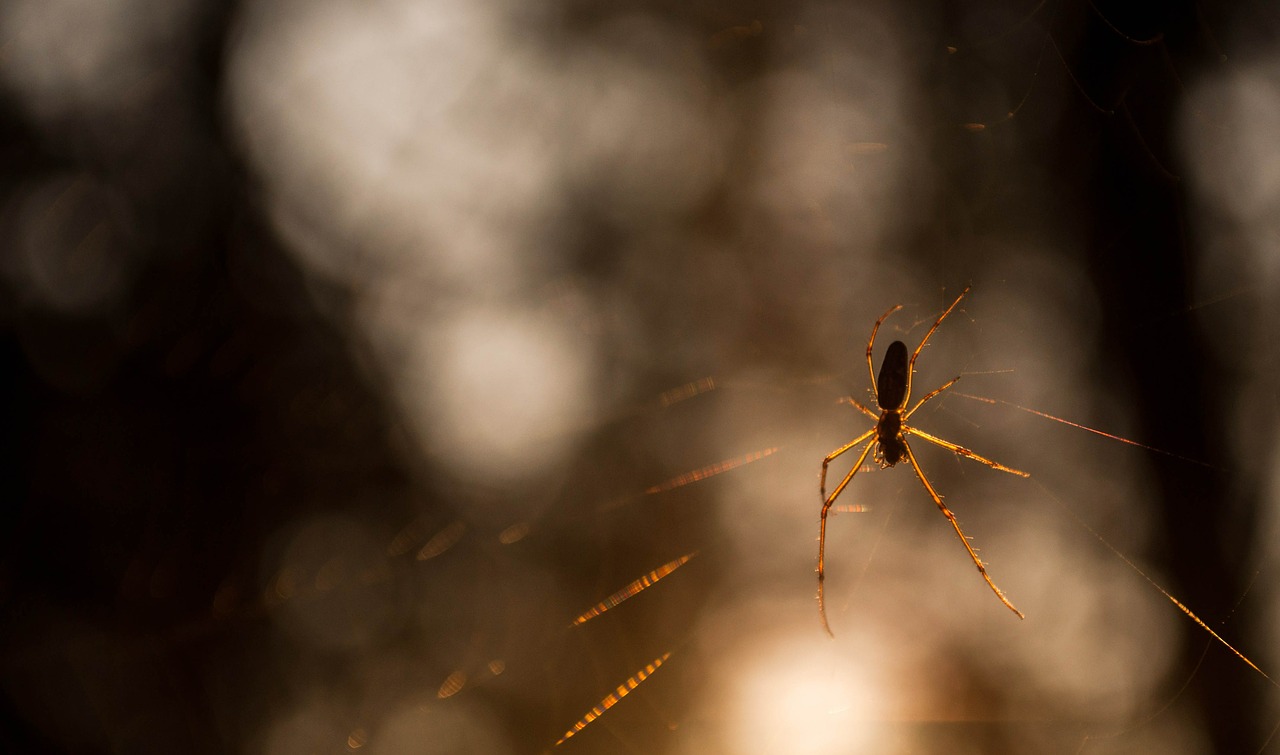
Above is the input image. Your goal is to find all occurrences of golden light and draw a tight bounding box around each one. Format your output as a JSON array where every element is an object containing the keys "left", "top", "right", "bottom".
[{"left": 716, "top": 627, "right": 886, "bottom": 755}]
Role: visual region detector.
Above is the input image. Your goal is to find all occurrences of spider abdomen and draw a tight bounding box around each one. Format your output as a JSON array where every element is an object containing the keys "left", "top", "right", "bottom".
[{"left": 876, "top": 340, "right": 909, "bottom": 410}]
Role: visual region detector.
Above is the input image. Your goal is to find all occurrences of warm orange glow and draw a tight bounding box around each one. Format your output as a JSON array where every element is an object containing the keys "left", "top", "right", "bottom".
[
  {"left": 437, "top": 670, "right": 467, "bottom": 699},
  {"left": 386, "top": 518, "right": 428, "bottom": 557},
  {"left": 572, "top": 553, "right": 697, "bottom": 626},
  {"left": 498, "top": 521, "right": 531, "bottom": 544},
  {"left": 847, "top": 142, "right": 889, "bottom": 155},
  {"left": 555, "top": 652, "right": 671, "bottom": 746},
  {"left": 723, "top": 631, "right": 883, "bottom": 754},
  {"left": 645, "top": 447, "right": 778, "bottom": 494},
  {"left": 416, "top": 521, "right": 467, "bottom": 561},
  {"left": 657, "top": 376, "right": 716, "bottom": 408},
  {"left": 346, "top": 727, "right": 367, "bottom": 750}
]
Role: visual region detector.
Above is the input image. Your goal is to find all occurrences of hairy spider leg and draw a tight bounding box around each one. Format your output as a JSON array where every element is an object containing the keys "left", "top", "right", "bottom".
[
  {"left": 902, "top": 285, "right": 972, "bottom": 408},
  {"left": 819, "top": 428, "right": 877, "bottom": 513},
  {"left": 907, "top": 426, "right": 1029, "bottom": 477},
  {"left": 840, "top": 396, "right": 879, "bottom": 420},
  {"left": 905, "top": 376, "right": 961, "bottom": 419},
  {"left": 902, "top": 375, "right": 1030, "bottom": 477},
  {"left": 901, "top": 440, "right": 1025, "bottom": 618},
  {"left": 818, "top": 431, "right": 877, "bottom": 636},
  {"left": 866, "top": 304, "right": 903, "bottom": 397}
]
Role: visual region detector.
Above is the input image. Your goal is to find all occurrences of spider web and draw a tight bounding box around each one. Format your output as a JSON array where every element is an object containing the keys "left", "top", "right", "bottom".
[{"left": 1, "top": 0, "right": 1278, "bottom": 753}]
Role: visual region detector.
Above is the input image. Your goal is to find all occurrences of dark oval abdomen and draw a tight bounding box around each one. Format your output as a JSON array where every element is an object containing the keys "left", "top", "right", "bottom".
[{"left": 877, "top": 340, "right": 909, "bottom": 410}]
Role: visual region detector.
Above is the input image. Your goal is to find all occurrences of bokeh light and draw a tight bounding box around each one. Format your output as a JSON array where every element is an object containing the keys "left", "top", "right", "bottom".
[{"left": 2, "top": 0, "right": 1278, "bottom": 753}]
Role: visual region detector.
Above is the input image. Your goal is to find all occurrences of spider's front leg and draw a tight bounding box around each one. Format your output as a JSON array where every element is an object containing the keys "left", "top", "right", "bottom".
[{"left": 839, "top": 396, "right": 879, "bottom": 421}]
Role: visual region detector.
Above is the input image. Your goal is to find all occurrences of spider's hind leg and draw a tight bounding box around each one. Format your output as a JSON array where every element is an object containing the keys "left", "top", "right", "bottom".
[
  {"left": 901, "top": 439, "right": 1025, "bottom": 619},
  {"left": 818, "top": 433, "right": 877, "bottom": 636},
  {"left": 820, "top": 428, "right": 877, "bottom": 503}
]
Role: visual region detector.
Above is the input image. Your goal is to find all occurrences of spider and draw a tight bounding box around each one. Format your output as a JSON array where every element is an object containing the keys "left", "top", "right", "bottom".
[{"left": 817, "top": 286, "right": 1029, "bottom": 635}]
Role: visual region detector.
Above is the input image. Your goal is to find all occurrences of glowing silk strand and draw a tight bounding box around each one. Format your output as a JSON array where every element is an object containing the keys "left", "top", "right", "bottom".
[
  {"left": 417, "top": 521, "right": 467, "bottom": 560},
  {"left": 555, "top": 652, "right": 672, "bottom": 746},
  {"left": 657, "top": 377, "right": 716, "bottom": 408},
  {"left": 953, "top": 392, "right": 1219, "bottom": 470},
  {"left": 645, "top": 447, "right": 779, "bottom": 494},
  {"left": 572, "top": 553, "right": 697, "bottom": 626},
  {"left": 1033, "top": 479, "right": 1269, "bottom": 681}
]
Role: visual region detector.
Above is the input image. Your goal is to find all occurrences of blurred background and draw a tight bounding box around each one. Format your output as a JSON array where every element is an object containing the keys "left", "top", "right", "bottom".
[{"left": 2, "top": 0, "right": 1279, "bottom": 752}]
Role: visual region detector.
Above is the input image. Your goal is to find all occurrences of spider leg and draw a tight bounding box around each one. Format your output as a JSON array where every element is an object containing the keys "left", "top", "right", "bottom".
[
  {"left": 820, "top": 428, "right": 877, "bottom": 503},
  {"left": 905, "top": 425, "right": 1030, "bottom": 477},
  {"left": 901, "top": 440, "right": 1024, "bottom": 619},
  {"left": 818, "top": 435, "right": 877, "bottom": 636},
  {"left": 904, "top": 285, "right": 971, "bottom": 407},
  {"left": 867, "top": 304, "right": 903, "bottom": 397},
  {"left": 840, "top": 396, "right": 879, "bottom": 420},
  {"left": 904, "top": 376, "right": 960, "bottom": 419}
]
